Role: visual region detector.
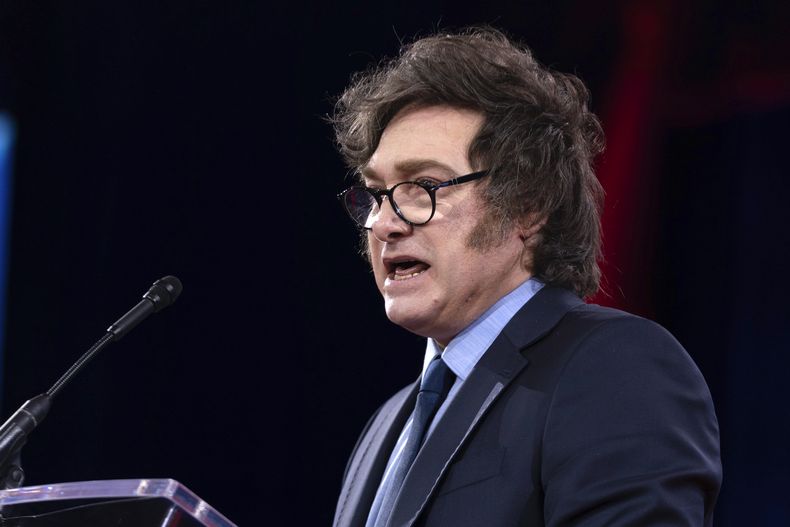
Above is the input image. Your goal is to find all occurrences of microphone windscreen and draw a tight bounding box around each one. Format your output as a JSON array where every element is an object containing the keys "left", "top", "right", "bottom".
[{"left": 144, "top": 276, "right": 183, "bottom": 311}]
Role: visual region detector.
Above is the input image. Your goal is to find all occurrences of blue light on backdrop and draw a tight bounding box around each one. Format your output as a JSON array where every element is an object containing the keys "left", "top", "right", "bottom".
[{"left": 0, "top": 113, "right": 14, "bottom": 403}]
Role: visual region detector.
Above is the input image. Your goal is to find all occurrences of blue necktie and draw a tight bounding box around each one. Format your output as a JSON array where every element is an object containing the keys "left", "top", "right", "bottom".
[{"left": 368, "top": 356, "right": 454, "bottom": 527}]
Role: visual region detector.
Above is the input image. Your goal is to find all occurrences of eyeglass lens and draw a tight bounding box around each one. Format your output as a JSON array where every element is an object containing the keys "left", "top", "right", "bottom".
[{"left": 344, "top": 182, "right": 434, "bottom": 228}]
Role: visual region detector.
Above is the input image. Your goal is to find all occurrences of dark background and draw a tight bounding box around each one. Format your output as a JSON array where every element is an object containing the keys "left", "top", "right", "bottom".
[{"left": 0, "top": 0, "right": 788, "bottom": 525}]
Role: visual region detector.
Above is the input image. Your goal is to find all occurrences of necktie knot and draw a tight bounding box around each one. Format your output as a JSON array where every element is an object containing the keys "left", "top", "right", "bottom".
[{"left": 420, "top": 355, "right": 453, "bottom": 396}]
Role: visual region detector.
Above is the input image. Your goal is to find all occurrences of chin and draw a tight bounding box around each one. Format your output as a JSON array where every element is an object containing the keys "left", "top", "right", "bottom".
[
  {"left": 384, "top": 302, "right": 433, "bottom": 337},
  {"left": 384, "top": 302, "right": 459, "bottom": 343}
]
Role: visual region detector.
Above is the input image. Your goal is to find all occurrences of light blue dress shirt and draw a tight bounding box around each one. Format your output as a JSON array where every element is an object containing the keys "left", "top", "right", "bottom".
[{"left": 366, "top": 278, "right": 544, "bottom": 526}]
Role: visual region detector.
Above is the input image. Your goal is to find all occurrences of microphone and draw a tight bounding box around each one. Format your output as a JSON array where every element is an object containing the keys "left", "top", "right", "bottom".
[
  {"left": 0, "top": 275, "right": 183, "bottom": 489},
  {"left": 107, "top": 275, "right": 183, "bottom": 340}
]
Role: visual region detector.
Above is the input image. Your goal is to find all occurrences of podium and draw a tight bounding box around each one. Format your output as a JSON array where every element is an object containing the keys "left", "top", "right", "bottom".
[{"left": 0, "top": 479, "right": 238, "bottom": 526}]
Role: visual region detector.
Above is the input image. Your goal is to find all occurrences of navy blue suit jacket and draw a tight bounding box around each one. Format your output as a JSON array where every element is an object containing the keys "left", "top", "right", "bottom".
[{"left": 334, "top": 286, "right": 722, "bottom": 527}]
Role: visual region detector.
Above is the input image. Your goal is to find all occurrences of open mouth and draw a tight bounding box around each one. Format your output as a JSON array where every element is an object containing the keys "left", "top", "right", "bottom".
[{"left": 387, "top": 259, "right": 430, "bottom": 281}]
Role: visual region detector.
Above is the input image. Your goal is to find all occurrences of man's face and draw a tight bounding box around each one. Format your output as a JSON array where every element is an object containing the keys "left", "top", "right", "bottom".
[{"left": 363, "top": 105, "right": 531, "bottom": 345}]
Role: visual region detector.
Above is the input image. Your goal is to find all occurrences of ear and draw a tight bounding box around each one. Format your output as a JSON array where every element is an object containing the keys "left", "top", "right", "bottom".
[{"left": 518, "top": 215, "right": 546, "bottom": 243}]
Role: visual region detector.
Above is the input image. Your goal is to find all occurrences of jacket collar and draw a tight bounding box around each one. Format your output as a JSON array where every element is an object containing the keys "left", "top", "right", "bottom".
[
  {"left": 387, "top": 286, "right": 583, "bottom": 527},
  {"left": 333, "top": 382, "right": 418, "bottom": 527}
]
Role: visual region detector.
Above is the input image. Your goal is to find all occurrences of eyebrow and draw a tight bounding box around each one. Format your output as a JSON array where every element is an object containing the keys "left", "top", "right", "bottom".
[{"left": 359, "top": 159, "right": 459, "bottom": 183}]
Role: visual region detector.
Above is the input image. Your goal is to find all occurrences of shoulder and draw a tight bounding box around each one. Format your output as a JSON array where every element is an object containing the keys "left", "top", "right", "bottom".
[
  {"left": 561, "top": 302, "right": 679, "bottom": 344},
  {"left": 535, "top": 305, "right": 722, "bottom": 524},
  {"left": 527, "top": 300, "right": 698, "bottom": 372},
  {"left": 520, "top": 301, "right": 706, "bottom": 390},
  {"left": 558, "top": 303, "right": 704, "bottom": 380},
  {"left": 534, "top": 302, "right": 714, "bottom": 410}
]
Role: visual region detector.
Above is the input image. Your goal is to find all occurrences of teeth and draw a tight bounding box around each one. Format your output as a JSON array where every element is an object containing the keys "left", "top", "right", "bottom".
[{"left": 391, "top": 269, "right": 426, "bottom": 281}]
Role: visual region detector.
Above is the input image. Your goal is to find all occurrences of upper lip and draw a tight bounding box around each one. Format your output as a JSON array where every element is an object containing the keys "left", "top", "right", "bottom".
[{"left": 382, "top": 254, "right": 430, "bottom": 274}]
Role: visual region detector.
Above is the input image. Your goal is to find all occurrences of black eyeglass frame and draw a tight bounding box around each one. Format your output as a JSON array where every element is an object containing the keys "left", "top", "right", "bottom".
[{"left": 337, "top": 170, "right": 489, "bottom": 229}]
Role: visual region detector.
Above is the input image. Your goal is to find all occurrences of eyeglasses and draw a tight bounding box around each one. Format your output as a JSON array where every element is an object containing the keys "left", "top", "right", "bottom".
[{"left": 337, "top": 170, "right": 488, "bottom": 229}]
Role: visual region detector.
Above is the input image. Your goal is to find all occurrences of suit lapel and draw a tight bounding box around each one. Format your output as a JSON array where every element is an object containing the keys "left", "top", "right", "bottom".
[
  {"left": 334, "top": 382, "right": 419, "bottom": 527},
  {"left": 386, "top": 286, "right": 584, "bottom": 527}
]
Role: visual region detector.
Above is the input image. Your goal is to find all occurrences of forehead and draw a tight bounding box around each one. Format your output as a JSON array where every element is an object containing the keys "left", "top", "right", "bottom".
[{"left": 362, "top": 106, "right": 484, "bottom": 183}]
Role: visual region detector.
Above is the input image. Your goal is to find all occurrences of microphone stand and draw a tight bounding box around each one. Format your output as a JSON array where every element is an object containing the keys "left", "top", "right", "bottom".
[
  {"left": 0, "top": 333, "right": 115, "bottom": 489},
  {"left": 0, "top": 276, "right": 181, "bottom": 490}
]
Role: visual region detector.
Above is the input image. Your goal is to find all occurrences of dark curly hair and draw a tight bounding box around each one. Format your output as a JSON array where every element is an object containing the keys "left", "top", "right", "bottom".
[{"left": 331, "top": 28, "right": 605, "bottom": 298}]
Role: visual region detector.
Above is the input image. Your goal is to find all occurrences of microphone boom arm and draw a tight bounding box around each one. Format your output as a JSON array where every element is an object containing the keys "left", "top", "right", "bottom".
[{"left": 0, "top": 276, "right": 182, "bottom": 489}]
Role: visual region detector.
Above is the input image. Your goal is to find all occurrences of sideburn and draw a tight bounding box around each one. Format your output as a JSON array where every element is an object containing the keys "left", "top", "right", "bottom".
[
  {"left": 467, "top": 210, "right": 513, "bottom": 251},
  {"left": 468, "top": 211, "right": 540, "bottom": 275}
]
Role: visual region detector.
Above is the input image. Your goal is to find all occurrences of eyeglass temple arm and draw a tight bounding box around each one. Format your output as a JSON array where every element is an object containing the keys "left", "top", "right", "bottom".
[{"left": 431, "top": 170, "right": 488, "bottom": 189}]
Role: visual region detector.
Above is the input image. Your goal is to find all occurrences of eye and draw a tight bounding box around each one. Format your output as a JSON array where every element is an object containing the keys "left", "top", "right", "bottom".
[{"left": 414, "top": 177, "right": 440, "bottom": 187}]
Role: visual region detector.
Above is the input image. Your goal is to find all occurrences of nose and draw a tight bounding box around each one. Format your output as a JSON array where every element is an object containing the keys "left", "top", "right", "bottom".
[{"left": 370, "top": 197, "right": 412, "bottom": 242}]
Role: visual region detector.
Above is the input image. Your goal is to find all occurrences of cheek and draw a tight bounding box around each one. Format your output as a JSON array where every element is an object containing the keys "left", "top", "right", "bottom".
[
  {"left": 372, "top": 261, "right": 386, "bottom": 286},
  {"left": 367, "top": 235, "right": 385, "bottom": 282}
]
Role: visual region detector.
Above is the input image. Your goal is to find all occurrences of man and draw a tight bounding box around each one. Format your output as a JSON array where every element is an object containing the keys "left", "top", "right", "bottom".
[{"left": 331, "top": 28, "right": 721, "bottom": 527}]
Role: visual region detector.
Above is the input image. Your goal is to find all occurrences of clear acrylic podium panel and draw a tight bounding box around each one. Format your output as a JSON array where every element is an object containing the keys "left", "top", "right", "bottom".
[{"left": 0, "top": 479, "right": 238, "bottom": 527}]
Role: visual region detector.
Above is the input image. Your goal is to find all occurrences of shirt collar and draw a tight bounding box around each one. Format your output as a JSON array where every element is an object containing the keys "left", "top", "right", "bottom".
[{"left": 422, "top": 278, "right": 544, "bottom": 381}]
